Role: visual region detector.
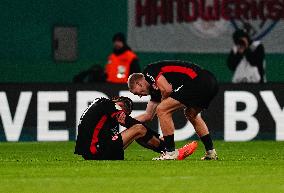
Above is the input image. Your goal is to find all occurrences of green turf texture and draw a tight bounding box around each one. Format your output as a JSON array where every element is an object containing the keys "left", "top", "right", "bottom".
[{"left": 0, "top": 141, "right": 283, "bottom": 193}]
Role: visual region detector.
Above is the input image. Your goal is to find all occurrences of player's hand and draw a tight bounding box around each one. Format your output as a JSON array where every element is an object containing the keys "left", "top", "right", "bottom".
[
  {"left": 116, "top": 112, "right": 126, "bottom": 124},
  {"left": 237, "top": 38, "right": 249, "bottom": 54}
]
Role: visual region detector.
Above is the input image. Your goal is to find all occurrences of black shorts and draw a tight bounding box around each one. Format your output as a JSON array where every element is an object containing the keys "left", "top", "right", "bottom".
[
  {"left": 82, "top": 133, "right": 124, "bottom": 160},
  {"left": 170, "top": 70, "right": 218, "bottom": 109}
]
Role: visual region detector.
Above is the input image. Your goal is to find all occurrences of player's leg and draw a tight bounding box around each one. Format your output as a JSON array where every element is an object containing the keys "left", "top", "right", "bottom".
[
  {"left": 184, "top": 107, "right": 217, "bottom": 160},
  {"left": 120, "top": 124, "right": 147, "bottom": 149},
  {"left": 121, "top": 123, "right": 167, "bottom": 153},
  {"left": 184, "top": 107, "right": 208, "bottom": 136},
  {"left": 136, "top": 128, "right": 166, "bottom": 153},
  {"left": 154, "top": 97, "right": 183, "bottom": 159},
  {"left": 136, "top": 128, "right": 198, "bottom": 160},
  {"left": 156, "top": 97, "right": 184, "bottom": 136},
  {"left": 99, "top": 125, "right": 146, "bottom": 160}
]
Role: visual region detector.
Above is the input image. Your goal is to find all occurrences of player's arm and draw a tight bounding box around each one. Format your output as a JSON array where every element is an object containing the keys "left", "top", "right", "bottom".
[
  {"left": 108, "top": 101, "right": 143, "bottom": 127},
  {"left": 112, "top": 111, "right": 143, "bottom": 128},
  {"left": 156, "top": 75, "right": 172, "bottom": 100},
  {"left": 135, "top": 100, "right": 159, "bottom": 122}
]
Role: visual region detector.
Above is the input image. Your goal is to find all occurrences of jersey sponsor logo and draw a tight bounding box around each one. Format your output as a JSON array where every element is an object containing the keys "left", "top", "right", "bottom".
[
  {"left": 146, "top": 73, "right": 155, "bottom": 83},
  {"left": 111, "top": 126, "right": 120, "bottom": 135}
]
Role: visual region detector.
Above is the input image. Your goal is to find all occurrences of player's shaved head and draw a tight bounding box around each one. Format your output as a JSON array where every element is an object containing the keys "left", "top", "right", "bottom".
[
  {"left": 128, "top": 73, "right": 150, "bottom": 97},
  {"left": 127, "top": 73, "right": 144, "bottom": 90}
]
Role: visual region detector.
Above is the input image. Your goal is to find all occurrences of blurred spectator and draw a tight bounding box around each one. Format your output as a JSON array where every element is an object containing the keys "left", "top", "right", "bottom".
[
  {"left": 227, "top": 29, "right": 266, "bottom": 83},
  {"left": 73, "top": 33, "right": 139, "bottom": 84},
  {"left": 73, "top": 65, "right": 106, "bottom": 83},
  {"left": 105, "top": 32, "right": 140, "bottom": 83}
]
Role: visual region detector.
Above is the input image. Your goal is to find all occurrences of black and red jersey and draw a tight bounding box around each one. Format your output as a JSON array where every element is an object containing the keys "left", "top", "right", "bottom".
[
  {"left": 75, "top": 98, "right": 124, "bottom": 156},
  {"left": 143, "top": 60, "right": 204, "bottom": 102}
]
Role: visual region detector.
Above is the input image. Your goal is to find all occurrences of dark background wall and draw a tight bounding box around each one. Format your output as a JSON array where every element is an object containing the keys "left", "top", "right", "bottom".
[{"left": 0, "top": 0, "right": 283, "bottom": 82}]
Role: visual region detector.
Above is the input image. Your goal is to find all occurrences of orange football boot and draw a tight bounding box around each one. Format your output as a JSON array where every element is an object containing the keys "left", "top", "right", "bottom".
[{"left": 177, "top": 141, "right": 198, "bottom": 160}]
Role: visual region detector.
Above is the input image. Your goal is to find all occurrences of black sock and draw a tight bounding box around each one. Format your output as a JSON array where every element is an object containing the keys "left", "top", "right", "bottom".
[
  {"left": 135, "top": 128, "right": 166, "bottom": 153},
  {"left": 156, "top": 140, "right": 166, "bottom": 153},
  {"left": 200, "top": 134, "right": 214, "bottom": 151},
  {"left": 136, "top": 138, "right": 165, "bottom": 153},
  {"left": 164, "top": 134, "right": 175, "bottom": 152}
]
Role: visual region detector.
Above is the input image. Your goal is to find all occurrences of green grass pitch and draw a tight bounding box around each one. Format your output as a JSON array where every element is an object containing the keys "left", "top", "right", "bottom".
[{"left": 0, "top": 141, "right": 284, "bottom": 193}]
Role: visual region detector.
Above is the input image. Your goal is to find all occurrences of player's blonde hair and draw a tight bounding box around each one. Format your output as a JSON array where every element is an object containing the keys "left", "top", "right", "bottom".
[{"left": 127, "top": 73, "right": 144, "bottom": 90}]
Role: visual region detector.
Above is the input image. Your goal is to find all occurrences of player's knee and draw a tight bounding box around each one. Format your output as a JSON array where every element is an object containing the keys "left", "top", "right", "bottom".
[
  {"left": 133, "top": 124, "right": 147, "bottom": 137},
  {"left": 139, "top": 126, "right": 147, "bottom": 137}
]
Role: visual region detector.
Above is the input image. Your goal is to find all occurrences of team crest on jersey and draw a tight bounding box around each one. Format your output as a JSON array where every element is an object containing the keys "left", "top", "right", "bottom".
[{"left": 112, "top": 135, "right": 119, "bottom": 141}]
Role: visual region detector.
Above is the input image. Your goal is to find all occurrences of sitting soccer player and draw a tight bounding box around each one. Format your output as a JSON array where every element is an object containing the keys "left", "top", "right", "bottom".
[{"left": 74, "top": 96, "right": 197, "bottom": 160}]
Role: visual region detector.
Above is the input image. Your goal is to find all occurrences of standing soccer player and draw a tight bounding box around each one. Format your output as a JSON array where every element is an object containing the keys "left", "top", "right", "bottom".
[
  {"left": 128, "top": 60, "right": 218, "bottom": 160},
  {"left": 74, "top": 96, "right": 197, "bottom": 160}
]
